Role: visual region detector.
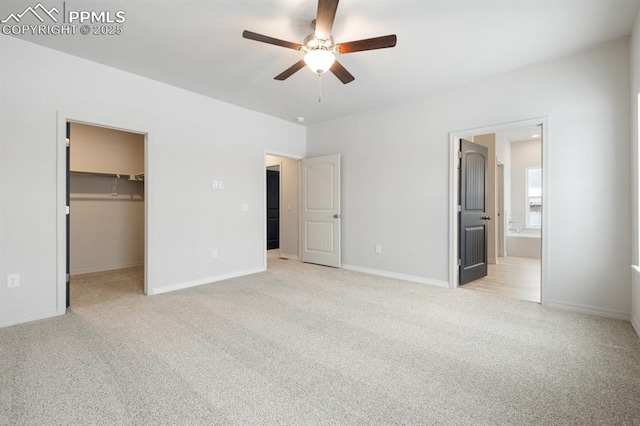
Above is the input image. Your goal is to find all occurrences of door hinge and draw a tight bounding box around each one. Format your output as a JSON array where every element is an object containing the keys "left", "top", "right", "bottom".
[
  {"left": 66, "top": 273, "right": 70, "bottom": 282},
  {"left": 458, "top": 151, "right": 462, "bottom": 159},
  {"left": 457, "top": 259, "right": 462, "bottom": 266},
  {"left": 65, "top": 138, "right": 70, "bottom": 148},
  {"left": 458, "top": 205, "right": 462, "bottom": 212},
  {"left": 66, "top": 206, "right": 70, "bottom": 215}
]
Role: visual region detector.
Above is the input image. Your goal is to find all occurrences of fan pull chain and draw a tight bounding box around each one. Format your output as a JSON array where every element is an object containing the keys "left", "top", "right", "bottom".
[{"left": 318, "top": 73, "right": 322, "bottom": 103}]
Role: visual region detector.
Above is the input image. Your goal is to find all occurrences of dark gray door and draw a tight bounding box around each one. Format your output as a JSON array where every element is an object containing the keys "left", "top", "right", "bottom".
[
  {"left": 459, "top": 139, "right": 489, "bottom": 284},
  {"left": 266, "top": 170, "right": 280, "bottom": 250}
]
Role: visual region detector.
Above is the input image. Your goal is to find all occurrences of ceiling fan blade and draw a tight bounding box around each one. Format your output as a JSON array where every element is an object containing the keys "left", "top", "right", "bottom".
[
  {"left": 336, "top": 34, "right": 397, "bottom": 54},
  {"left": 315, "top": 0, "right": 339, "bottom": 40},
  {"left": 275, "top": 60, "right": 307, "bottom": 81},
  {"left": 330, "top": 60, "right": 355, "bottom": 84},
  {"left": 242, "top": 30, "right": 302, "bottom": 50}
]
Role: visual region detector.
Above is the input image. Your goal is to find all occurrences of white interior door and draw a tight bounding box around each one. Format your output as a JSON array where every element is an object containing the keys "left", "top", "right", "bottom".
[{"left": 301, "top": 154, "right": 341, "bottom": 267}]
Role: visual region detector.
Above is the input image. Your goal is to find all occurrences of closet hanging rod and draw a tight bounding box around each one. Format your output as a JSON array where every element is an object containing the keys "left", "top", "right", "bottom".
[{"left": 70, "top": 170, "right": 124, "bottom": 178}]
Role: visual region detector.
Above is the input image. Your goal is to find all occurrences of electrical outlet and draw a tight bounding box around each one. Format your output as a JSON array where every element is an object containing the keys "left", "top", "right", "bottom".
[
  {"left": 241, "top": 203, "right": 249, "bottom": 212},
  {"left": 375, "top": 245, "right": 382, "bottom": 254},
  {"left": 7, "top": 273, "right": 19, "bottom": 288},
  {"left": 212, "top": 180, "right": 219, "bottom": 190},
  {"left": 218, "top": 181, "right": 224, "bottom": 189},
  {"left": 212, "top": 249, "right": 219, "bottom": 259}
]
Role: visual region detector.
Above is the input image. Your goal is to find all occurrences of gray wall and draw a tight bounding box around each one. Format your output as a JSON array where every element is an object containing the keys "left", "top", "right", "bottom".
[{"left": 307, "top": 40, "right": 631, "bottom": 318}]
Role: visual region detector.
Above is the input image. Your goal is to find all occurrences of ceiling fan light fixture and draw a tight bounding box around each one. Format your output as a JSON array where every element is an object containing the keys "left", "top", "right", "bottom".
[{"left": 304, "top": 48, "right": 335, "bottom": 74}]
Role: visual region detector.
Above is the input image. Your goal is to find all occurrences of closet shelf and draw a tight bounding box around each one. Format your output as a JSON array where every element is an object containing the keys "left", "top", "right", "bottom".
[{"left": 70, "top": 170, "right": 145, "bottom": 181}]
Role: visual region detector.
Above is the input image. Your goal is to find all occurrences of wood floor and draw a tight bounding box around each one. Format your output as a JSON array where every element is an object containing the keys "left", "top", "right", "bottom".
[{"left": 461, "top": 256, "right": 541, "bottom": 302}]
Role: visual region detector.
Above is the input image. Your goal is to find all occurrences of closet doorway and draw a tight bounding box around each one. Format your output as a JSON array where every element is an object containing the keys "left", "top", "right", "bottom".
[{"left": 67, "top": 122, "right": 146, "bottom": 306}]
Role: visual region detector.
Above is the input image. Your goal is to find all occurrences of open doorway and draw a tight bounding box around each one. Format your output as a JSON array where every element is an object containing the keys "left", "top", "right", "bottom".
[
  {"left": 67, "top": 122, "right": 146, "bottom": 306},
  {"left": 449, "top": 119, "right": 548, "bottom": 304},
  {"left": 265, "top": 154, "right": 301, "bottom": 266}
]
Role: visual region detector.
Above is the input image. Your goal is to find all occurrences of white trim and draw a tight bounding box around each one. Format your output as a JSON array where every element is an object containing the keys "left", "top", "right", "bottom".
[
  {"left": 1, "top": 309, "right": 59, "bottom": 329},
  {"left": 71, "top": 262, "right": 144, "bottom": 276},
  {"left": 265, "top": 150, "right": 304, "bottom": 160},
  {"left": 150, "top": 267, "right": 265, "bottom": 295},
  {"left": 448, "top": 117, "right": 550, "bottom": 306},
  {"left": 546, "top": 299, "right": 631, "bottom": 321},
  {"left": 342, "top": 264, "right": 449, "bottom": 288},
  {"left": 280, "top": 253, "right": 299, "bottom": 260},
  {"left": 632, "top": 265, "right": 640, "bottom": 337},
  {"left": 632, "top": 315, "right": 640, "bottom": 338}
]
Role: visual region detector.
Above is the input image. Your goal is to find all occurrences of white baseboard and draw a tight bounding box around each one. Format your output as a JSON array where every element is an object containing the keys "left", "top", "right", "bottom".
[
  {"left": 632, "top": 266, "right": 640, "bottom": 337},
  {"left": 150, "top": 267, "right": 266, "bottom": 295},
  {"left": 632, "top": 315, "right": 640, "bottom": 338},
  {"left": 280, "top": 253, "right": 299, "bottom": 260},
  {"left": 342, "top": 264, "right": 449, "bottom": 288},
  {"left": 0, "top": 309, "right": 61, "bottom": 329},
  {"left": 71, "top": 261, "right": 143, "bottom": 276},
  {"left": 546, "top": 299, "right": 631, "bottom": 321}
]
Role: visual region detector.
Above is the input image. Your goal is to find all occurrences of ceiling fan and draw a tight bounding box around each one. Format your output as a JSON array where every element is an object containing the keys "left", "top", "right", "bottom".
[{"left": 242, "top": 0, "right": 397, "bottom": 99}]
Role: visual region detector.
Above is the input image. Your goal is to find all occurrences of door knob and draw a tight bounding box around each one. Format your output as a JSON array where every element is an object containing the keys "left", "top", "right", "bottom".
[
  {"left": 482, "top": 216, "right": 491, "bottom": 220},
  {"left": 333, "top": 214, "right": 341, "bottom": 219}
]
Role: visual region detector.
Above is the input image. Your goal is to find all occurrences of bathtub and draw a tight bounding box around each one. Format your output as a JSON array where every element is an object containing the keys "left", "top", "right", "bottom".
[{"left": 506, "top": 228, "right": 541, "bottom": 259}]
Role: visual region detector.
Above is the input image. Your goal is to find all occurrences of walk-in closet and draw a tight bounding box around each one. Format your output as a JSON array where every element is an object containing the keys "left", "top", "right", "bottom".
[{"left": 68, "top": 122, "right": 145, "bottom": 304}]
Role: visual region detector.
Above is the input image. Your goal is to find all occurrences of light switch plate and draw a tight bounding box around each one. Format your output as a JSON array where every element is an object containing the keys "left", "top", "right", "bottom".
[{"left": 7, "top": 273, "right": 19, "bottom": 288}]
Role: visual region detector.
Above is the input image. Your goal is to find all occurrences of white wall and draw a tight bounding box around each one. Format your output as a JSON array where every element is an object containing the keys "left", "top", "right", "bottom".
[
  {"left": 0, "top": 36, "right": 306, "bottom": 327},
  {"left": 630, "top": 12, "right": 640, "bottom": 334},
  {"left": 307, "top": 40, "right": 631, "bottom": 319},
  {"left": 266, "top": 155, "right": 300, "bottom": 259},
  {"left": 510, "top": 139, "right": 542, "bottom": 231}
]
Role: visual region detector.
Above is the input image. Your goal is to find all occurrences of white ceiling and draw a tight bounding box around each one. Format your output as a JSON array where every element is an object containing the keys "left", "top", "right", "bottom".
[{"left": 3, "top": 0, "right": 640, "bottom": 125}]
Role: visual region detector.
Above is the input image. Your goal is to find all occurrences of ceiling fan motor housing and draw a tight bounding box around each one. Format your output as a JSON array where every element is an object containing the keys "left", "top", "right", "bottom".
[
  {"left": 242, "top": 0, "right": 396, "bottom": 85},
  {"left": 303, "top": 33, "right": 335, "bottom": 53}
]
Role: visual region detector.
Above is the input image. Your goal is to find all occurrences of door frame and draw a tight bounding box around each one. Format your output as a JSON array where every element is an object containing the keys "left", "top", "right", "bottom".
[
  {"left": 497, "top": 162, "right": 506, "bottom": 257},
  {"left": 448, "top": 117, "right": 550, "bottom": 305},
  {"left": 263, "top": 150, "right": 303, "bottom": 269},
  {"left": 266, "top": 167, "right": 280, "bottom": 250},
  {"left": 56, "top": 111, "right": 150, "bottom": 314}
]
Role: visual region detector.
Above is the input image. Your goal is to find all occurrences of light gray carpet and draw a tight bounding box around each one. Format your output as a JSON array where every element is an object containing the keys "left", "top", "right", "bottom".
[{"left": 1, "top": 258, "right": 639, "bottom": 425}]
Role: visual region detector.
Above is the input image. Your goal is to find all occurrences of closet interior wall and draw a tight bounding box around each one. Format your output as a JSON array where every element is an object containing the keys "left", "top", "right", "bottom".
[{"left": 69, "top": 123, "right": 145, "bottom": 275}]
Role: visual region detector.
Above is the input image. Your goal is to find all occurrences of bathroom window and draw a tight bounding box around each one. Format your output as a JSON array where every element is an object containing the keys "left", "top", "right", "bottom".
[{"left": 526, "top": 167, "right": 542, "bottom": 228}]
